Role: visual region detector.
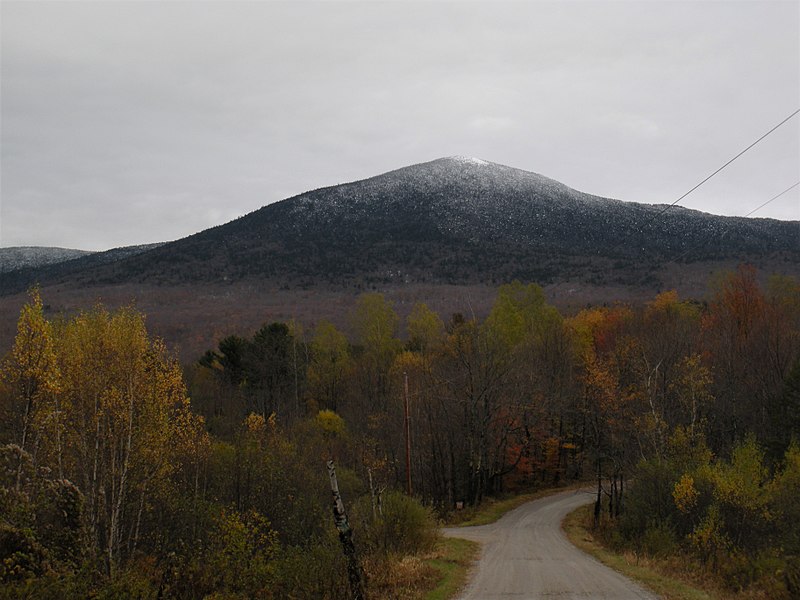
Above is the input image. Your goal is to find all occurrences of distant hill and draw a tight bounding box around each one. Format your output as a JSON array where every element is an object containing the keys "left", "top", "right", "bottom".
[
  {"left": 0, "top": 243, "right": 166, "bottom": 291},
  {"left": 2, "top": 157, "right": 797, "bottom": 295},
  {"left": 0, "top": 246, "right": 94, "bottom": 274},
  {"left": 1, "top": 157, "right": 798, "bottom": 362}
]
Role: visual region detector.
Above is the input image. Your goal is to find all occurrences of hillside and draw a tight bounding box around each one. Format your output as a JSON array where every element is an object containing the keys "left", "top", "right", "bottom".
[
  {"left": 0, "top": 246, "right": 94, "bottom": 274},
  {"left": 0, "top": 243, "right": 165, "bottom": 291},
  {"left": 1, "top": 157, "right": 797, "bottom": 362},
  {"left": 2, "top": 157, "right": 797, "bottom": 294}
]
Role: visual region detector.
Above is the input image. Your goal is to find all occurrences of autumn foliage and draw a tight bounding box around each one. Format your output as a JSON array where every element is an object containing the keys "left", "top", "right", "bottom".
[{"left": 1, "top": 266, "right": 799, "bottom": 598}]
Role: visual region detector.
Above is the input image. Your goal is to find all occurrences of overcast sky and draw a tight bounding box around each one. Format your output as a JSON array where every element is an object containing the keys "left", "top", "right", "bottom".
[{"left": 1, "top": 0, "right": 798, "bottom": 251}]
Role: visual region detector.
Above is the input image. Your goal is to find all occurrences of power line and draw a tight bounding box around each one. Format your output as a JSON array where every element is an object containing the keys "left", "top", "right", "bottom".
[
  {"left": 654, "top": 108, "right": 799, "bottom": 217},
  {"left": 607, "top": 109, "right": 800, "bottom": 259},
  {"left": 662, "top": 180, "right": 799, "bottom": 266},
  {"left": 743, "top": 181, "right": 800, "bottom": 218}
]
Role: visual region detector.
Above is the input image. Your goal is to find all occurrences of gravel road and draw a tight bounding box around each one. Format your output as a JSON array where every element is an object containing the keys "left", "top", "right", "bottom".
[{"left": 442, "top": 489, "right": 659, "bottom": 599}]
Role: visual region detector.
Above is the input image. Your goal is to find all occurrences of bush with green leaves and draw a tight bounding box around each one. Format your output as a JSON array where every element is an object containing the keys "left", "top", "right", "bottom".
[
  {"left": 619, "top": 433, "right": 800, "bottom": 595},
  {"left": 352, "top": 490, "right": 439, "bottom": 557}
]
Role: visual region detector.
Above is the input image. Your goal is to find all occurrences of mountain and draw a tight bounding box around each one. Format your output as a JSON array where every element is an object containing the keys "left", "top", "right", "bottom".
[
  {"left": 3, "top": 156, "right": 797, "bottom": 295},
  {"left": 0, "top": 246, "right": 94, "bottom": 274},
  {"left": 0, "top": 243, "right": 166, "bottom": 291},
  {"left": 2, "top": 157, "right": 798, "bottom": 363}
]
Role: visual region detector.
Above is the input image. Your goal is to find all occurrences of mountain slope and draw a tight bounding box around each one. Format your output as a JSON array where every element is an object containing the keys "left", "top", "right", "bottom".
[
  {"left": 2, "top": 157, "right": 798, "bottom": 293},
  {"left": 0, "top": 243, "right": 166, "bottom": 292},
  {"left": 0, "top": 246, "right": 94, "bottom": 274}
]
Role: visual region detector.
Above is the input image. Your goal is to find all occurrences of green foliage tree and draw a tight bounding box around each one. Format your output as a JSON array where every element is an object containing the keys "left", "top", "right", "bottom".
[
  {"left": 4, "top": 271, "right": 799, "bottom": 598},
  {"left": 247, "top": 322, "right": 295, "bottom": 418},
  {"left": 205, "top": 334, "right": 249, "bottom": 386},
  {"left": 351, "top": 293, "right": 400, "bottom": 411},
  {"left": 406, "top": 302, "right": 445, "bottom": 355},
  {"left": 484, "top": 280, "right": 561, "bottom": 349},
  {"left": 308, "top": 321, "right": 352, "bottom": 412}
]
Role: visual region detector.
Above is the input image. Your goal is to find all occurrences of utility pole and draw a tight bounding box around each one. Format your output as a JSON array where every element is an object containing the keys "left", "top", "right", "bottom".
[
  {"left": 292, "top": 320, "right": 299, "bottom": 419},
  {"left": 404, "top": 371, "right": 412, "bottom": 496}
]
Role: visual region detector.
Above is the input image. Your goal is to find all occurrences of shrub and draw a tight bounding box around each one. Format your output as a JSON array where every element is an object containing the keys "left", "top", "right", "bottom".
[
  {"left": 620, "top": 459, "right": 678, "bottom": 541},
  {"left": 784, "top": 555, "right": 800, "bottom": 598},
  {"left": 269, "top": 534, "right": 350, "bottom": 600},
  {"left": 640, "top": 521, "right": 678, "bottom": 558},
  {"left": 0, "top": 524, "right": 48, "bottom": 581},
  {"left": 354, "top": 490, "right": 439, "bottom": 556}
]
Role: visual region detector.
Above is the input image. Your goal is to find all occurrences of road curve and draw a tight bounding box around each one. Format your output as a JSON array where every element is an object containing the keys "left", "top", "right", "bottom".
[{"left": 442, "top": 489, "right": 658, "bottom": 599}]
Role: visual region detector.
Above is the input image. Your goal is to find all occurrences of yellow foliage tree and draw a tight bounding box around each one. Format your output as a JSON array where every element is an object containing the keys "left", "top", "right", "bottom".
[
  {"left": 1, "top": 288, "right": 62, "bottom": 483},
  {"left": 0, "top": 298, "right": 199, "bottom": 575},
  {"left": 56, "top": 305, "right": 194, "bottom": 573}
]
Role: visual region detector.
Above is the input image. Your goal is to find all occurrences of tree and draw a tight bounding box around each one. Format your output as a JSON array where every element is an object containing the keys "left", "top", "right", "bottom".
[
  {"left": 0, "top": 288, "right": 61, "bottom": 482},
  {"left": 350, "top": 293, "right": 401, "bottom": 434},
  {"left": 199, "top": 322, "right": 307, "bottom": 423},
  {"left": 436, "top": 315, "right": 516, "bottom": 505},
  {"left": 486, "top": 282, "right": 578, "bottom": 485},
  {"left": 204, "top": 335, "right": 249, "bottom": 386},
  {"left": 308, "top": 321, "right": 352, "bottom": 413},
  {"left": 247, "top": 322, "right": 295, "bottom": 419},
  {"left": 484, "top": 281, "right": 561, "bottom": 349},
  {"left": 0, "top": 444, "right": 87, "bottom": 581},
  {"left": 54, "top": 305, "right": 193, "bottom": 574},
  {"left": 406, "top": 302, "right": 445, "bottom": 355},
  {"left": 702, "top": 266, "right": 799, "bottom": 451}
]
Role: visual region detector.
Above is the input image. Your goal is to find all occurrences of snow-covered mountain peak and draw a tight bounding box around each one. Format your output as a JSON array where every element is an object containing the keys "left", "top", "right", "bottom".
[
  {"left": 445, "top": 156, "right": 490, "bottom": 165},
  {"left": 3, "top": 157, "right": 797, "bottom": 297}
]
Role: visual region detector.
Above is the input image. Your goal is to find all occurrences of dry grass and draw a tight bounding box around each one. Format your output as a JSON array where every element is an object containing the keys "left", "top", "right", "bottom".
[
  {"left": 562, "top": 505, "right": 788, "bottom": 600},
  {"left": 562, "top": 505, "right": 711, "bottom": 600},
  {"left": 361, "top": 537, "right": 479, "bottom": 600},
  {"left": 421, "top": 537, "right": 480, "bottom": 600},
  {"left": 363, "top": 554, "right": 441, "bottom": 599}
]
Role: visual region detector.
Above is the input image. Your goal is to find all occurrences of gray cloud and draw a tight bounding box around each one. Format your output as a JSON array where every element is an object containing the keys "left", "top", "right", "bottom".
[{"left": 1, "top": 0, "right": 798, "bottom": 250}]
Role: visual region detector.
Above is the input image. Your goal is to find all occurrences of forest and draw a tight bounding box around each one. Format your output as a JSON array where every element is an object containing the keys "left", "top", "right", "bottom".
[{"left": 1, "top": 264, "right": 799, "bottom": 598}]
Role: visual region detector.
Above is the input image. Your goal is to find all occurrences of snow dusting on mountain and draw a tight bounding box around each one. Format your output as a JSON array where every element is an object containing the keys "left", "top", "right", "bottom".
[
  {"left": 2, "top": 157, "right": 797, "bottom": 293},
  {"left": 0, "top": 246, "right": 94, "bottom": 274}
]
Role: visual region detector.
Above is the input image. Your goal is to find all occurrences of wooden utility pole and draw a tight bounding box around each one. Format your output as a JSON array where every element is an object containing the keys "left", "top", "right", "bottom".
[
  {"left": 327, "top": 460, "right": 365, "bottom": 600},
  {"left": 403, "top": 372, "right": 412, "bottom": 496}
]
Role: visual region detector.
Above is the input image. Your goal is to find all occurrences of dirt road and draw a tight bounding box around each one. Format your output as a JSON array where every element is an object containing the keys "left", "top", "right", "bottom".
[{"left": 442, "top": 489, "right": 658, "bottom": 599}]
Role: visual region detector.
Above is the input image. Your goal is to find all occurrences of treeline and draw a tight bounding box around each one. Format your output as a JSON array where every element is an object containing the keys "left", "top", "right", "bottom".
[
  {"left": 186, "top": 264, "right": 800, "bottom": 597},
  {"left": 0, "top": 292, "right": 436, "bottom": 598},
  {"left": 1, "top": 265, "right": 799, "bottom": 597},
  {"left": 588, "top": 267, "right": 800, "bottom": 597},
  {"left": 194, "top": 267, "right": 799, "bottom": 499}
]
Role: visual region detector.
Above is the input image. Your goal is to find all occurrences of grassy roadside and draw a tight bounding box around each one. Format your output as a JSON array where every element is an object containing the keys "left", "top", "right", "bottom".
[
  {"left": 418, "top": 483, "right": 586, "bottom": 599},
  {"left": 421, "top": 537, "right": 480, "bottom": 600},
  {"left": 562, "top": 505, "right": 723, "bottom": 600},
  {"left": 447, "top": 481, "right": 587, "bottom": 527}
]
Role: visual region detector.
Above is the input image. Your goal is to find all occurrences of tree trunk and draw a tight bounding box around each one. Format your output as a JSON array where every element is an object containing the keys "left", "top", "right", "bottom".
[
  {"left": 594, "top": 457, "right": 602, "bottom": 529},
  {"left": 327, "top": 460, "right": 365, "bottom": 600},
  {"left": 56, "top": 396, "right": 63, "bottom": 480},
  {"left": 16, "top": 391, "right": 35, "bottom": 489},
  {"left": 367, "top": 467, "right": 377, "bottom": 521}
]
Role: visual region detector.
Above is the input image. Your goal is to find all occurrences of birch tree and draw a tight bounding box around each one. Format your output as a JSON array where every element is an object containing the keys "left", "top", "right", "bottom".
[
  {"left": 1, "top": 289, "right": 61, "bottom": 482},
  {"left": 56, "top": 306, "right": 191, "bottom": 574}
]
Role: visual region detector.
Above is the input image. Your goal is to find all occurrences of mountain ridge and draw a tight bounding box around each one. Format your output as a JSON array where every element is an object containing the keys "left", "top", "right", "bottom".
[
  {"left": 0, "top": 246, "right": 94, "bottom": 274},
  {"left": 1, "top": 157, "right": 797, "bottom": 295}
]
